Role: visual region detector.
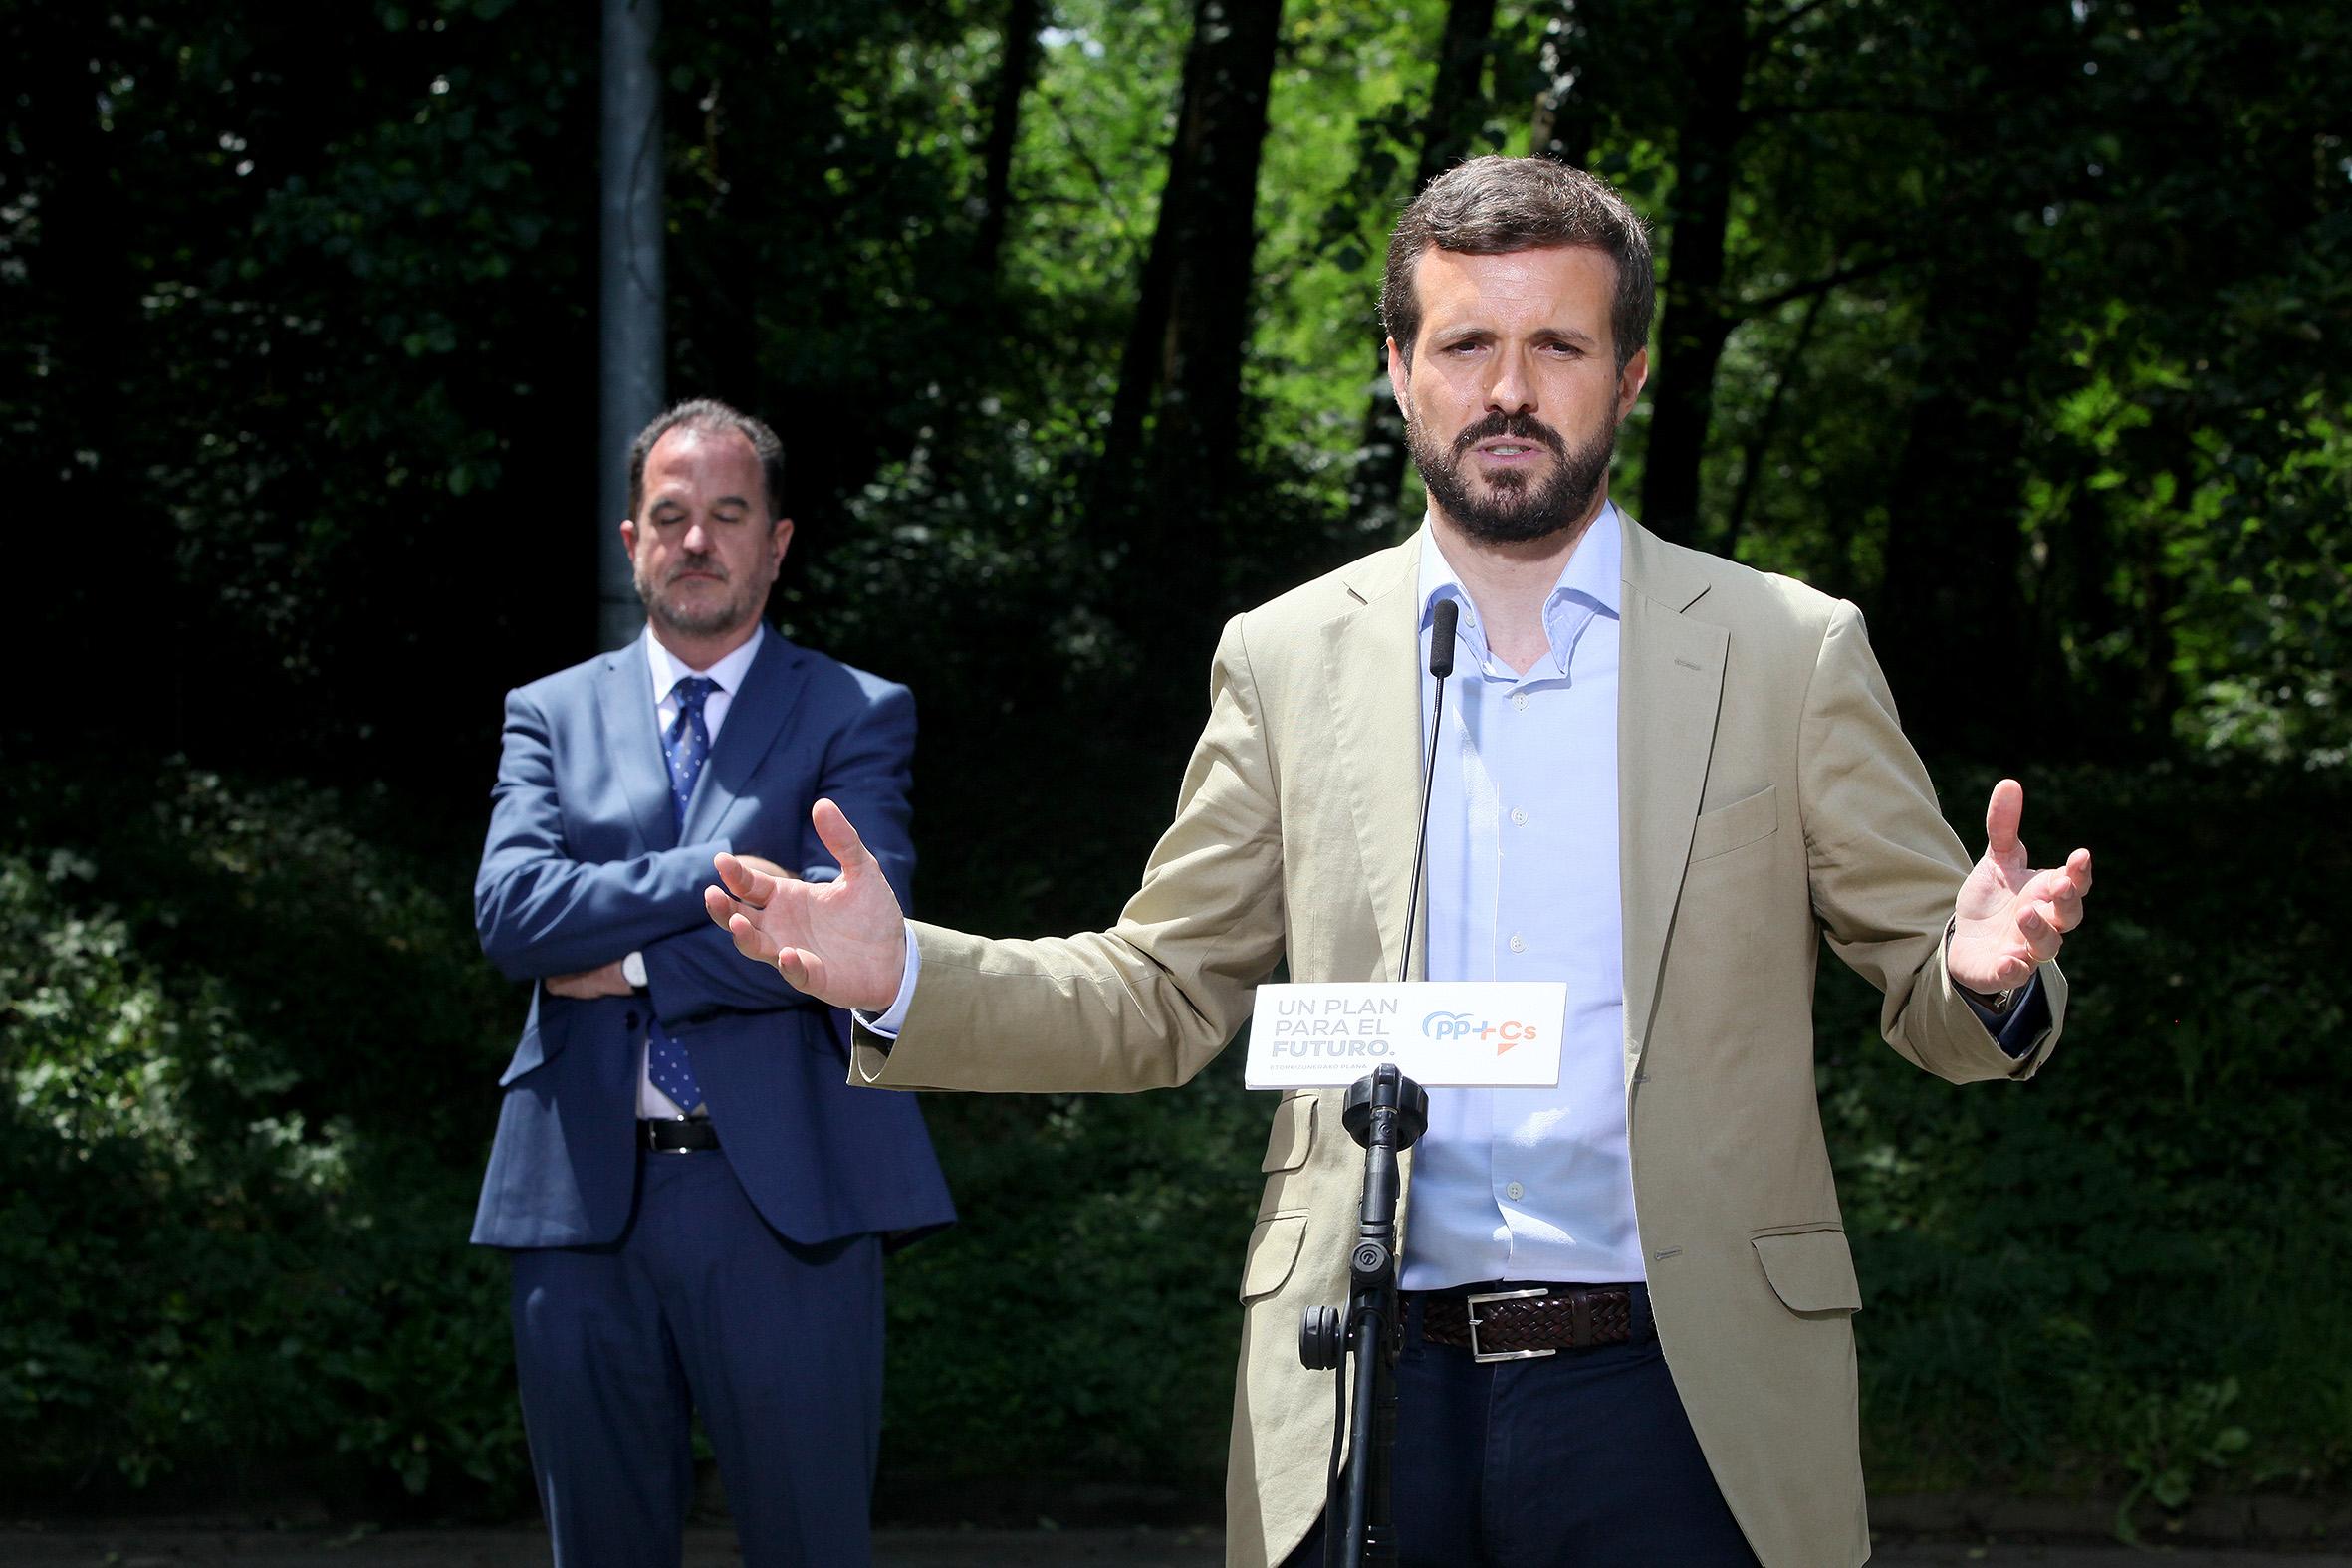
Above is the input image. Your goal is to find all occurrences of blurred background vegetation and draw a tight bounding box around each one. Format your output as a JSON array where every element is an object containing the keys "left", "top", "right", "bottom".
[{"left": 3, "top": 0, "right": 2346, "bottom": 1535}]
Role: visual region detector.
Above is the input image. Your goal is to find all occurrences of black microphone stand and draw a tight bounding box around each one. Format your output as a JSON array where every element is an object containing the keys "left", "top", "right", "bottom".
[{"left": 1299, "top": 600, "right": 1456, "bottom": 1568}]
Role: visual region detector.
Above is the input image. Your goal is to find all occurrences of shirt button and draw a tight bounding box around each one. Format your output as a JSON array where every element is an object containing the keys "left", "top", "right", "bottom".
[
  {"left": 1508, "top": 933, "right": 1527, "bottom": 954},
  {"left": 1505, "top": 1181, "right": 1525, "bottom": 1202},
  {"left": 1511, "top": 692, "right": 1529, "bottom": 711},
  {"left": 1511, "top": 807, "right": 1528, "bottom": 827}
]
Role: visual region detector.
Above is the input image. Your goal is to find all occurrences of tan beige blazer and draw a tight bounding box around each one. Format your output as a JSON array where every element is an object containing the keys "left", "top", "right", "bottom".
[{"left": 856, "top": 519, "right": 2064, "bottom": 1568}]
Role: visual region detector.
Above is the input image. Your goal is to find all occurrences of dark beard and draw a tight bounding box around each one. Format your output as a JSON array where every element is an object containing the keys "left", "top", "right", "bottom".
[{"left": 1408, "top": 407, "right": 1615, "bottom": 546}]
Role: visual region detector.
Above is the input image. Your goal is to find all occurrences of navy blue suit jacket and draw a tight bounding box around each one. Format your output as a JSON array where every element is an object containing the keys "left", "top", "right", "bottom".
[{"left": 469, "top": 628, "right": 955, "bottom": 1250}]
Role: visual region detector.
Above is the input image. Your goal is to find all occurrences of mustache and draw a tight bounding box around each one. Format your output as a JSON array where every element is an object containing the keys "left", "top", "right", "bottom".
[
  {"left": 665, "top": 557, "right": 728, "bottom": 583},
  {"left": 1451, "top": 411, "right": 1566, "bottom": 460}
]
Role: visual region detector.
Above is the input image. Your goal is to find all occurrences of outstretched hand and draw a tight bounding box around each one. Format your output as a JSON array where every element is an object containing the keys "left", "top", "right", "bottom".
[
  {"left": 704, "top": 798, "right": 907, "bottom": 1012},
  {"left": 1948, "top": 779, "right": 2094, "bottom": 997}
]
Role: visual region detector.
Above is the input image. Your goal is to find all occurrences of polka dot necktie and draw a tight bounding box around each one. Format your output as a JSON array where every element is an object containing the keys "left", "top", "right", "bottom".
[
  {"left": 647, "top": 675, "right": 717, "bottom": 1114},
  {"left": 661, "top": 676, "right": 718, "bottom": 836}
]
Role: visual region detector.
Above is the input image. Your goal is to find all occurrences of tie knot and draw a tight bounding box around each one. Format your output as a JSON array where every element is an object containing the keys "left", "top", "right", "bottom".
[{"left": 673, "top": 675, "right": 717, "bottom": 716}]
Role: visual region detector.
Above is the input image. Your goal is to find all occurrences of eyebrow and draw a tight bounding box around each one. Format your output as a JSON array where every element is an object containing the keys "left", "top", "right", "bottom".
[
  {"left": 1432, "top": 324, "right": 1603, "bottom": 348},
  {"left": 652, "top": 493, "right": 755, "bottom": 512}
]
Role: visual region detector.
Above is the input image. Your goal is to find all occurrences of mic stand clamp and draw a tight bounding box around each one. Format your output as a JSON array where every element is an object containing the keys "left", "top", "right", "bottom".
[{"left": 1298, "top": 1063, "right": 1429, "bottom": 1568}]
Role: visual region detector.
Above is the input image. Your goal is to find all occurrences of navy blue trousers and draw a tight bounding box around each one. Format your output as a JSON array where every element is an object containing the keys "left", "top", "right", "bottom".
[
  {"left": 509, "top": 1148, "right": 883, "bottom": 1568},
  {"left": 1286, "top": 1285, "right": 1760, "bottom": 1568}
]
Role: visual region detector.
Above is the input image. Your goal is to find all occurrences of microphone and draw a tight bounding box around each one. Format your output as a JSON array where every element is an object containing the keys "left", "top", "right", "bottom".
[{"left": 1397, "top": 598, "right": 1459, "bottom": 983}]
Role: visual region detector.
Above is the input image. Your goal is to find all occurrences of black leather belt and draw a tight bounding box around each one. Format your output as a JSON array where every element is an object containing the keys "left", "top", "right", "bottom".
[
  {"left": 1417, "top": 1282, "right": 1645, "bottom": 1362},
  {"left": 639, "top": 1116, "right": 720, "bottom": 1153}
]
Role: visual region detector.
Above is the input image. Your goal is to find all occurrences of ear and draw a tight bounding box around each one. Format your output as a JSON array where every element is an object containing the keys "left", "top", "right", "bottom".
[
  {"left": 770, "top": 516, "right": 795, "bottom": 566},
  {"left": 1614, "top": 346, "right": 1650, "bottom": 426},
  {"left": 1386, "top": 337, "right": 1410, "bottom": 420},
  {"left": 618, "top": 516, "right": 639, "bottom": 555}
]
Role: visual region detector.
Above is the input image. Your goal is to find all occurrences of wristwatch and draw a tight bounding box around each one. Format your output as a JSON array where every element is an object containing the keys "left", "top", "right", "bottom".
[
  {"left": 1962, "top": 983, "right": 2017, "bottom": 1014},
  {"left": 621, "top": 951, "right": 648, "bottom": 990}
]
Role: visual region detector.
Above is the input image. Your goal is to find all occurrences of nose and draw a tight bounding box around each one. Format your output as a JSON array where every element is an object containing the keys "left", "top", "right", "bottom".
[
  {"left": 1486, "top": 346, "right": 1536, "bottom": 417},
  {"left": 682, "top": 520, "right": 714, "bottom": 554}
]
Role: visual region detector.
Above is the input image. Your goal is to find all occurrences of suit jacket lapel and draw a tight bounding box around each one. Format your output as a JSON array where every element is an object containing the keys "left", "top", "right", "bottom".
[
  {"left": 684, "top": 628, "right": 807, "bottom": 844},
  {"left": 597, "top": 635, "right": 678, "bottom": 851},
  {"left": 1616, "top": 518, "right": 1728, "bottom": 1081},
  {"left": 1321, "top": 539, "right": 1427, "bottom": 983}
]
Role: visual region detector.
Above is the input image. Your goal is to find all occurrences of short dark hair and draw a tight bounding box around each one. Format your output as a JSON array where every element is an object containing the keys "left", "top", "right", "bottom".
[
  {"left": 1380, "top": 156, "right": 1655, "bottom": 373},
  {"left": 626, "top": 398, "right": 788, "bottom": 520}
]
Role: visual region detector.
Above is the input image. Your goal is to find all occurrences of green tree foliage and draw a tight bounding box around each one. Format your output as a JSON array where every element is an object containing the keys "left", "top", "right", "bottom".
[{"left": 0, "top": 765, "right": 523, "bottom": 1506}]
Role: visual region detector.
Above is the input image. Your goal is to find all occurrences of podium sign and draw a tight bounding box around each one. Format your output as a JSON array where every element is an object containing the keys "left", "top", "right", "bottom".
[{"left": 1245, "top": 982, "right": 1566, "bottom": 1090}]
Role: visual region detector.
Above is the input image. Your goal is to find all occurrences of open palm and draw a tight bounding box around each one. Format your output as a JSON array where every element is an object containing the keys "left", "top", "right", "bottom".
[
  {"left": 704, "top": 798, "right": 908, "bottom": 1012},
  {"left": 1948, "top": 778, "right": 2093, "bottom": 996}
]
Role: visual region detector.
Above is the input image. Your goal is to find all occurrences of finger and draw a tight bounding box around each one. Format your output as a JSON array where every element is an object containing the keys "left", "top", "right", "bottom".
[
  {"left": 713, "top": 851, "right": 775, "bottom": 911},
  {"left": 704, "top": 883, "right": 744, "bottom": 929},
  {"left": 2039, "top": 888, "right": 2083, "bottom": 934},
  {"left": 811, "top": 798, "right": 877, "bottom": 877},
  {"left": 780, "top": 947, "right": 824, "bottom": 996},
  {"left": 2015, "top": 867, "right": 2085, "bottom": 929},
  {"left": 2066, "top": 847, "right": 2093, "bottom": 893},
  {"left": 1983, "top": 778, "right": 2024, "bottom": 860},
  {"left": 2017, "top": 904, "right": 2063, "bottom": 964},
  {"left": 1989, "top": 955, "right": 2036, "bottom": 990},
  {"left": 727, "top": 911, "right": 783, "bottom": 966}
]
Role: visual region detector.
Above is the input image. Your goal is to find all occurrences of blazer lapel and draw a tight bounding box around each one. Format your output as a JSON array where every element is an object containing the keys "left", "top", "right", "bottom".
[
  {"left": 684, "top": 629, "right": 808, "bottom": 845},
  {"left": 1320, "top": 539, "right": 1427, "bottom": 983},
  {"left": 597, "top": 635, "right": 678, "bottom": 851},
  {"left": 1616, "top": 518, "right": 1728, "bottom": 1081}
]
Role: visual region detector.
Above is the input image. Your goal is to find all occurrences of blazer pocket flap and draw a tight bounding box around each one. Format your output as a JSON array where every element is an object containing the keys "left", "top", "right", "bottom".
[
  {"left": 1689, "top": 785, "right": 1778, "bottom": 863},
  {"left": 1753, "top": 1227, "right": 1862, "bottom": 1313},
  {"left": 1261, "top": 1093, "right": 1316, "bottom": 1173},
  {"left": 497, "top": 1025, "right": 555, "bottom": 1086},
  {"left": 1240, "top": 1212, "right": 1309, "bottom": 1302}
]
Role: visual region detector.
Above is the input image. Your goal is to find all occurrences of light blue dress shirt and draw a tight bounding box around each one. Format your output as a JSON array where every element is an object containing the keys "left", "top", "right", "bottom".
[{"left": 1399, "top": 504, "right": 1647, "bottom": 1290}]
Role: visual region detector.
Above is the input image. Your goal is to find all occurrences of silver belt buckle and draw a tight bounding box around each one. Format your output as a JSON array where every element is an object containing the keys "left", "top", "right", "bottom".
[{"left": 1465, "top": 1286, "right": 1556, "bottom": 1364}]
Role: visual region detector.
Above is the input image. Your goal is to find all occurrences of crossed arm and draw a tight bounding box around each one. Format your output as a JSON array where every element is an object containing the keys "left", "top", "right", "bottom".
[{"left": 478, "top": 681, "right": 918, "bottom": 1017}]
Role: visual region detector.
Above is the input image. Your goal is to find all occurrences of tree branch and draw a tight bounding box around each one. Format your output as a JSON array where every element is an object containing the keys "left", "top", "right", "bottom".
[
  {"left": 1744, "top": 98, "right": 1970, "bottom": 125},
  {"left": 1733, "top": 250, "right": 1912, "bottom": 320},
  {"left": 1752, "top": 0, "right": 1837, "bottom": 49},
  {"left": 1037, "top": 85, "right": 1145, "bottom": 266}
]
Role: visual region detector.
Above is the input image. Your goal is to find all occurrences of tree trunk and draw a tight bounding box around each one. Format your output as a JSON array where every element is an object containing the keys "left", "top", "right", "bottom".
[
  {"left": 1718, "top": 280, "right": 1829, "bottom": 560},
  {"left": 1091, "top": 0, "right": 1285, "bottom": 672},
  {"left": 1344, "top": 0, "right": 1498, "bottom": 532},
  {"left": 1873, "top": 246, "right": 2042, "bottom": 758},
  {"left": 15, "top": 14, "right": 170, "bottom": 748},
  {"left": 1529, "top": 0, "right": 1598, "bottom": 168},
  {"left": 973, "top": 0, "right": 1044, "bottom": 286},
  {"left": 1637, "top": 3, "right": 1747, "bottom": 544}
]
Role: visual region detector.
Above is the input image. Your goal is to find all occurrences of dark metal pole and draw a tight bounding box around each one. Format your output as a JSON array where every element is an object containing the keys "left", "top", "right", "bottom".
[{"left": 598, "top": 0, "right": 663, "bottom": 652}]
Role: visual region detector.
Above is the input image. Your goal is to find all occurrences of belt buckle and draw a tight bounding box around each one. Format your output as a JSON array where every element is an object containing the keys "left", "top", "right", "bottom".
[
  {"left": 648, "top": 1115, "right": 698, "bottom": 1154},
  {"left": 1465, "top": 1286, "right": 1555, "bottom": 1364}
]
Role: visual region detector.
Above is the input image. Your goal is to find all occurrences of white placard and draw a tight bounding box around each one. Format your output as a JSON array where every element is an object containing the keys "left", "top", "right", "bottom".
[{"left": 1244, "top": 982, "right": 1566, "bottom": 1090}]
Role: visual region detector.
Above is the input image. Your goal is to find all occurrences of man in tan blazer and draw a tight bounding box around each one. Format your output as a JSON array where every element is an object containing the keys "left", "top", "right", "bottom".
[{"left": 704, "top": 158, "right": 2093, "bottom": 1568}]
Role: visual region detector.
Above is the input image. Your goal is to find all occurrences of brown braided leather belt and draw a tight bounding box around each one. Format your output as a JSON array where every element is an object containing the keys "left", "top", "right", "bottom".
[{"left": 1419, "top": 1284, "right": 1639, "bottom": 1363}]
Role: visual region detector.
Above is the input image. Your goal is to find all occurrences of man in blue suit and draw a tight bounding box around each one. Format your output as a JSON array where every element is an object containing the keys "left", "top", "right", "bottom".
[{"left": 471, "top": 398, "right": 953, "bottom": 1567}]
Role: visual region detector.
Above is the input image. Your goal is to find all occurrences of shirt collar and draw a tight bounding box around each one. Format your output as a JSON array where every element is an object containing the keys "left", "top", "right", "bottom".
[
  {"left": 645, "top": 621, "right": 765, "bottom": 704},
  {"left": 1415, "top": 501, "right": 1623, "bottom": 671}
]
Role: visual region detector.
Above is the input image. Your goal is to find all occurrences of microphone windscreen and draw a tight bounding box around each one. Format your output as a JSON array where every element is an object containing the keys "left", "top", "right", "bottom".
[{"left": 1430, "top": 598, "right": 1460, "bottom": 680}]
